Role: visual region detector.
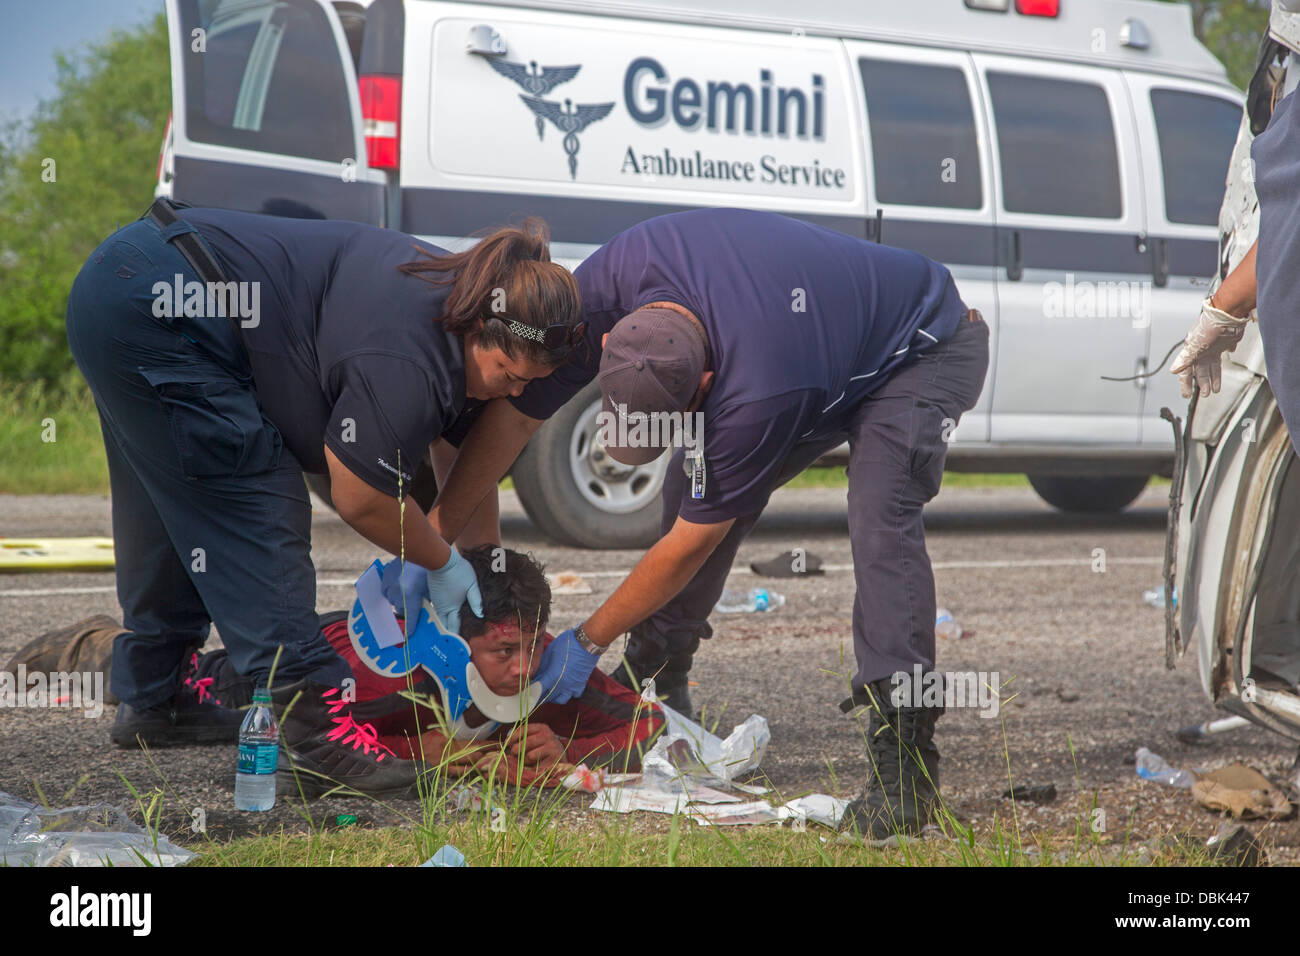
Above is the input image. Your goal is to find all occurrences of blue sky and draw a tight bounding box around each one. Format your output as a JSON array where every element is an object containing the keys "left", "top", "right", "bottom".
[{"left": 0, "top": 0, "right": 164, "bottom": 124}]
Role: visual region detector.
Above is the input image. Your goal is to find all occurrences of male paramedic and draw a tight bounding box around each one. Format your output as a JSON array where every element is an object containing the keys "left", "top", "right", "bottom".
[{"left": 424, "top": 208, "right": 989, "bottom": 842}]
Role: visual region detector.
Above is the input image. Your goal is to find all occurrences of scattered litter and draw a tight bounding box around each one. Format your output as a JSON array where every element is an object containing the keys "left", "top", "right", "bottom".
[
  {"left": 1206, "top": 822, "right": 1265, "bottom": 866},
  {"left": 715, "top": 588, "right": 785, "bottom": 614},
  {"left": 689, "top": 801, "right": 781, "bottom": 826},
  {"left": 642, "top": 688, "right": 770, "bottom": 782},
  {"left": 547, "top": 571, "right": 593, "bottom": 595},
  {"left": 335, "top": 814, "right": 358, "bottom": 827},
  {"left": 448, "top": 785, "right": 486, "bottom": 813},
  {"left": 420, "top": 844, "right": 467, "bottom": 867},
  {"left": 1191, "top": 763, "right": 1292, "bottom": 820},
  {"left": 776, "top": 794, "right": 850, "bottom": 828},
  {"left": 935, "top": 608, "right": 964, "bottom": 640},
  {"left": 1134, "top": 747, "right": 1196, "bottom": 789},
  {"left": 749, "top": 550, "right": 824, "bottom": 578},
  {"left": 1142, "top": 585, "right": 1177, "bottom": 609},
  {"left": 0, "top": 790, "right": 194, "bottom": 867},
  {"left": 1056, "top": 688, "right": 1080, "bottom": 703},
  {"left": 560, "top": 764, "right": 603, "bottom": 793},
  {"left": 1001, "top": 783, "right": 1058, "bottom": 805}
]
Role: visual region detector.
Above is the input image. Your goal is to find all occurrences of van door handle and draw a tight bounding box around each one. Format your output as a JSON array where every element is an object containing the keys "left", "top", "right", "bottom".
[
  {"left": 1151, "top": 237, "right": 1169, "bottom": 288},
  {"left": 1005, "top": 230, "right": 1022, "bottom": 282},
  {"left": 867, "top": 208, "right": 884, "bottom": 243}
]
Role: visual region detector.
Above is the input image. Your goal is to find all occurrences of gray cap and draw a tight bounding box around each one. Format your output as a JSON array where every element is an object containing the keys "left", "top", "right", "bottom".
[{"left": 597, "top": 307, "right": 708, "bottom": 465}]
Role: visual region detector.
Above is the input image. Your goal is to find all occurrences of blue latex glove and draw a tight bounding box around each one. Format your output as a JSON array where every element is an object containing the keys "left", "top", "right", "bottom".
[
  {"left": 534, "top": 628, "right": 598, "bottom": 705},
  {"left": 424, "top": 548, "right": 483, "bottom": 638},
  {"left": 380, "top": 559, "right": 429, "bottom": 636}
]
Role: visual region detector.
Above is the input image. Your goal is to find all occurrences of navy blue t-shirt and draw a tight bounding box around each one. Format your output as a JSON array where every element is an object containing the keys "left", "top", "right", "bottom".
[
  {"left": 178, "top": 208, "right": 465, "bottom": 496},
  {"left": 512, "top": 208, "right": 965, "bottom": 522}
]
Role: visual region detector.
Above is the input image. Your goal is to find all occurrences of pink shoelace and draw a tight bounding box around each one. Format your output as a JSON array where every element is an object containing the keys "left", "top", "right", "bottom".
[
  {"left": 182, "top": 651, "right": 221, "bottom": 706},
  {"left": 321, "top": 687, "right": 396, "bottom": 761}
]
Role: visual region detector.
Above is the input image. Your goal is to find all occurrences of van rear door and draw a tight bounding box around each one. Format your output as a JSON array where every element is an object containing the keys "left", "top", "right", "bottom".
[
  {"left": 1121, "top": 72, "right": 1242, "bottom": 446},
  {"left": 164, "top": 0, "right": 386, "bottom": 222},
  {"left": 972, "top": 53, "right": 1149, "bottom": 445}
]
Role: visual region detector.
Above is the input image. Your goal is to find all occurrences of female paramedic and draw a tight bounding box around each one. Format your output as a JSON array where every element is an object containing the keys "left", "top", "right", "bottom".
[{"left": 66, "top": 199, "right": 582, "bottom": 797}]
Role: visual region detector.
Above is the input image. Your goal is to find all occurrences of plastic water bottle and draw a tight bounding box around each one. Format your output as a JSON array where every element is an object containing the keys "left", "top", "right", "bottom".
[
  {"left": 716, "top": 587, "right": 786, "bottom": 613},
  {"left": 935, "top": 608, "right": 963, "bottom": 640},
  {"left": 1134, "top": 746, "right": 1195, "bottom": 789},
  {"left": 235, "top": 689, "right": 278, "bottom": 811}
]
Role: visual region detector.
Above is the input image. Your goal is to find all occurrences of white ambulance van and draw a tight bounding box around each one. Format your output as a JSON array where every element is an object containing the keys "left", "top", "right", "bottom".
[{"left": 158, "top": 0, "right": 1242, "bottom": 548}]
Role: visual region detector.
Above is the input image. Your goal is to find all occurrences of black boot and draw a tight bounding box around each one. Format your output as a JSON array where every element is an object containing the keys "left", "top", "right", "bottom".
[
  {"left": 840, "top": 677, "right": 944, "bottom": 845},
  {"left": 609, "top": 624, "right": 696, "bottom": 716},
  {"left": 273, "top": 679, "right": 421, "bottom": 800},
  {"left": 110, "top": 651, "right": 245, "bottom": 749}
]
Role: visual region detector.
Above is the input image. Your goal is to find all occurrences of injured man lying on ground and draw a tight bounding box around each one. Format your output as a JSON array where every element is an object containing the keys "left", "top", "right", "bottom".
[{"left": 9, "top": 546, "right": 664, "bottom": 788}]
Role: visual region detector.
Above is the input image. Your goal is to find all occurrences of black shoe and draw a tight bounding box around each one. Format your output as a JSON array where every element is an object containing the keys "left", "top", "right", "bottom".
[
  {"left": 840, "top": 679, "right": 944, "bottom": 844},
  {"left": 609, "top": 625, "right": 695, "bottom": 716},
  {"left": 110, "top": 685, "right": 245, "bottom": 748},
  {"left": 274, "top": 679, "right": 421, "bottom": 800}
]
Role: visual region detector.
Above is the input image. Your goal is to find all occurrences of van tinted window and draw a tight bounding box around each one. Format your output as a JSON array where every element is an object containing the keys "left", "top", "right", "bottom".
[
  {"left": 1150, "top": 89, "right": 1241, "bottom": 226},
  {"left": 858, "top": 59, "right": 982, "bottom": 209},
  {"left": 986, "top": 72, "right": 1122, "bottom": 218},
  {"left": 180, "top": 0, "right": 353, "bottom": 163}
]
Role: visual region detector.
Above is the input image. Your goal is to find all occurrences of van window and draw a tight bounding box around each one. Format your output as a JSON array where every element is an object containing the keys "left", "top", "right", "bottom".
[
  {"left": 1150, "top": 89, "right": 1242, "bottom": 226},
  {"left": 986, "top": 72, "right": 1122, "bottom": 219},
  {"left": 858, "top": 59, "right": 982, "bottom": 209},
  {"left": 180, "top": 0, "right": 354, "bottom": 163}
]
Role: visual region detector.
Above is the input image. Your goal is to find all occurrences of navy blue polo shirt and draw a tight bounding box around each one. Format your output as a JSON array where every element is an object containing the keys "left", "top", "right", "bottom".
[
  {"left": 178, "top": 208, "right": 465, "bottom": 496},
  {"left": 511, "top": 208, "right": 965, "bottom": 523}
]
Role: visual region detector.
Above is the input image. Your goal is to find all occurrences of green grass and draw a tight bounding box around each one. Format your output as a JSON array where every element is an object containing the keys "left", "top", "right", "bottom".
[{"left": 0, "top": 379, "right": 109, "bottom": 494}]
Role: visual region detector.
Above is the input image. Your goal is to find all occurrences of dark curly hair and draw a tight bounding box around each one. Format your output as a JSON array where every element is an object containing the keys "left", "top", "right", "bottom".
[{"left": 457, "top": 545, "right": 551, "bottom": 640}]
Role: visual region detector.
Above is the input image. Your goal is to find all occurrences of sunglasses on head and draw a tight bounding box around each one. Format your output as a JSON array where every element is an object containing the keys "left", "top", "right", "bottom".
[{"left": 484, "top": 315, "right": 587, "bottom": 352}]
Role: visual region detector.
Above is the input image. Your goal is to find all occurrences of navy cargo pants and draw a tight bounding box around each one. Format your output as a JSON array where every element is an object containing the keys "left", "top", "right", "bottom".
[
  {"left": 65, "top": 214, "right": 351, "bottom": 710},
  {"left": 642, "top": 313, "right": 990, "bottom": 694}
]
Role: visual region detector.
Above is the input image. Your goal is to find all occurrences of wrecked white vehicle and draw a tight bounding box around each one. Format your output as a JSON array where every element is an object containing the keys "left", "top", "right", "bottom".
[{"left": 1168, "top": 43, "right": 1300, "bottom": 741}]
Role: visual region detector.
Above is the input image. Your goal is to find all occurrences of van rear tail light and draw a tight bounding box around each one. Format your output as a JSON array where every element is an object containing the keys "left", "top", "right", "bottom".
[
  {"left": 1015, "top": 0, "right": 1060, "bottom": 16},
  {"left": 360, "top": 75, "right": 401, "bottom": 169}
]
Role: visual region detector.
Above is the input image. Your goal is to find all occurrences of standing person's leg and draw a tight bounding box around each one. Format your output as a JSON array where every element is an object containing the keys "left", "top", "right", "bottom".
[
  {"left": 67, "top": 219, "right": 351, "bottom": 745},
  {"left": 840, "top": 313, "right": 989, "bottom": 840},
  {"left": 612, "top": 438, "right": 843, "bottom": 715}
]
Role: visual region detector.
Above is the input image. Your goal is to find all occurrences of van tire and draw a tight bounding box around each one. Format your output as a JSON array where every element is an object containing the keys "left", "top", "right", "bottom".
[
  {"left": 305, "top": 454, "right": 440, "bottom": 515},
  {"left": 1027, "top": 474, "right": 1150, "bottom": 513},
  {"left": 511, "top": 382, "right": 665, "bottom": 550}
]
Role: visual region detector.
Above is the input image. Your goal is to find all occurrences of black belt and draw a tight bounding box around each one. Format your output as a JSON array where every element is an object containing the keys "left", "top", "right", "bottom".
[
  {"left": 145, "top": 197, "right": 229, "bottom": 285},
  {"left": 144, "top": 198, "right": 254, "bottom": 379}
]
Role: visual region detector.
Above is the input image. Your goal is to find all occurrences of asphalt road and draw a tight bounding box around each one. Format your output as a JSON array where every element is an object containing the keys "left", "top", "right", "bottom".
[{"left": 3, "top": 482, "right": 1298, "bottom": 859}]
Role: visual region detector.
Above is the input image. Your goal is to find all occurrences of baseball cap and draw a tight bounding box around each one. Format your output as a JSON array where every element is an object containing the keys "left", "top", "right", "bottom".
[{"left": 597, "top": 306, "right": 708, "bottom": 465}]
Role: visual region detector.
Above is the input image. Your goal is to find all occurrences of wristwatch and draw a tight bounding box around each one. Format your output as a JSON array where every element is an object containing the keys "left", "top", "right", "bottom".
[{"left": 573, "top": 623, "right": 606, "bottom": 657}]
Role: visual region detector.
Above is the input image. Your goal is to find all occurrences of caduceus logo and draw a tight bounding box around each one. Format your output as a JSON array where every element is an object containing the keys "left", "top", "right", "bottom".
[{"left": 485, "top": 57, "right": 614, "bottom": 179}]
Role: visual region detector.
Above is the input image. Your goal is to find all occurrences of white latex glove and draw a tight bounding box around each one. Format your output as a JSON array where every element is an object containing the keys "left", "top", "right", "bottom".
[{"left": 1170, "top": 298, "right": 1250, "bottom": 399}]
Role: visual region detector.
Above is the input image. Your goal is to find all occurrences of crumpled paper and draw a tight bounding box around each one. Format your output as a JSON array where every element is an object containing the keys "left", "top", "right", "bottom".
[{"left": 1191, "top": 764, "right": 1293, "bottom": 820}]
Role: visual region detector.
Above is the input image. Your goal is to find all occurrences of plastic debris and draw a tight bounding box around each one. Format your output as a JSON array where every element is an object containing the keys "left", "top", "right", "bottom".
[
  {"left": 1142, "top": 586, "right": 1178, "bottom": 609},
  {"left": 642, "top": 686, "right": 769, "bottom": 782},
  {"left": 1134, "top": 747, "right": 1196, "bottom": 789},
  {"left": 935, "top": 608, "right": 963, "bottom": 640},
  {"left": 715, "top": 588, "right": 785, "bottom": 613},
  {"left": 689, "top": 801, "right": 781, "bottom": 826},
  {"left": 0, "top": 790, "right": 194, "bottom": 867},
  {"left": 335, "top": 814, "right": 358, "bottom": 827},
  {"left": 775, "top": 794, "right": 850, "bottom": 828},
  {"left": 420, "top": 844, "right": 467, "bottom": 867}
]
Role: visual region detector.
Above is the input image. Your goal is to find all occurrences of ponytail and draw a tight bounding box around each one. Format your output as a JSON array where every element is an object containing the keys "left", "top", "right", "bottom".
[{"left": 398, "top": 217, "right": 581, "bottom": 365}]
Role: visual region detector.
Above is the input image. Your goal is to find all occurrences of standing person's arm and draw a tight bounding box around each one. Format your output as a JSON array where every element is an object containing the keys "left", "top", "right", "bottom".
[
  {"left": 1171, "top": 239, "right": 1258, "bottom": 398},
  {"left": 429, "top": 398, "right": 545, "bottom": 545},
  {"left": 429, "top": 438, "right": 502, "bottom": 550}
]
